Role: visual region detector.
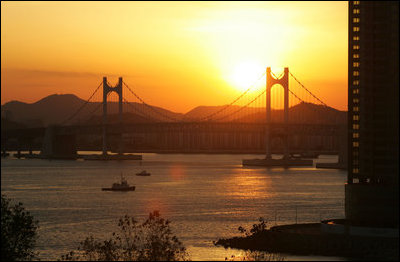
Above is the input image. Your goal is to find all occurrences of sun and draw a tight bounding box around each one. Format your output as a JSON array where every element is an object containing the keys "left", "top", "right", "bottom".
[{"left": 229, "top": 61, "right": 265, "bottom": 92}]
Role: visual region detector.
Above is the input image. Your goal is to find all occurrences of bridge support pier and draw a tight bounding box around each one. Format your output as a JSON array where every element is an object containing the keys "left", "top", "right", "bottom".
[
  {"left": 40, "top": 126, "right": 78, "bottom": 159},
  {"left": 243, "top": 158, "right": 313, "bottom": 167}
]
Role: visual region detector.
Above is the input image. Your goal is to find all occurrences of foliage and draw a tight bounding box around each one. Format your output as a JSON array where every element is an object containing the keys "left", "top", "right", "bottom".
[
  {"left": 238, "top": 217, "right": 268, "bottom": 237},
  {"left": 60, "top": 211, "right": 190, "bottom": 261},
  {"left": 1, "top": 194, "right": 39, "bottom": 261},
  {"left": 225, "top": 250, "right": 285, "bottom": 261}
]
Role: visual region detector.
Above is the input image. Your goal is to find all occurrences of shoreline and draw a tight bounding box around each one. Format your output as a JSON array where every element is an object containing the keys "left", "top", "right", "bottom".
[{"left": 215, "top": 223, "right": 399, "bottom": 261}]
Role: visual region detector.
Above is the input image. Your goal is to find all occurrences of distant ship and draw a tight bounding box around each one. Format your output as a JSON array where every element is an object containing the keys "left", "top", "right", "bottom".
[
  {"left": 102, "top": 174, "right": 135, "bottom": 191},
  {"left": 136, "top": 170, "right": 151, "bottom": 176}
]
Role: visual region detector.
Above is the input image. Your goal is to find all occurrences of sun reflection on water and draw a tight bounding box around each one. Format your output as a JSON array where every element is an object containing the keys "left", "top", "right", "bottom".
[
  {"left": 169, "top": 165, "right": 185, "bottom": 181},
  {"left": 221, "top": 170, "right": 275, "bottom": 200}
]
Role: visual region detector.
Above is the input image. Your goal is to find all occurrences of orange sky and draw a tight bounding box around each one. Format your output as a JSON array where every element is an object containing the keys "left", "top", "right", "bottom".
[{"left": 1, "top": 1, "right": 348, "bottom": 113}]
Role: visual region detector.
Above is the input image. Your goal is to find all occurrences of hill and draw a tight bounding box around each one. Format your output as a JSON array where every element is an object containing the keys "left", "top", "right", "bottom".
[
  {"left": 183, "top": 102, "right": 346, "bottom": 124},
  {"left": 1, "top": 95, "right": 346, "bottom": 128},
  {"left": 1, "top": 94, "right": 184, "bottom": 127}
]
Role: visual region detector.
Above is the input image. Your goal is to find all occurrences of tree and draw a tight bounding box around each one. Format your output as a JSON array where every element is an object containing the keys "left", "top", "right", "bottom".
[
  {"left": 238, "top": 217, "right": 268, "bottom": 237},
  {"left": 60, "top": 211, "right": 190, "bottom": 261},
  {"left": 227, "top": 218, "right": 285, "bottom": 261},
  {"left": 1, "top": 194, "right": 39, "bottom": 261}
]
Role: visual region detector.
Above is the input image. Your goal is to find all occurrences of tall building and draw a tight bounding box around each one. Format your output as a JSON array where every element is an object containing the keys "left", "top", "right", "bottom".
[{"left": 347, "top": 1, "right": 399, "bottom": 227}]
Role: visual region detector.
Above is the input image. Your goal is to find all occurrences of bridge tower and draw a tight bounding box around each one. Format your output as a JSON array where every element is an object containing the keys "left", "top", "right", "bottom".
[
  {"left": 102, "top": 77, "right": 123, "bottom": 156},
  {"left": 242, "top": 67, "right": 313, "bottom": 166},
  {"left": 265, "top": 67, "right": 289, "bottom": 160}
]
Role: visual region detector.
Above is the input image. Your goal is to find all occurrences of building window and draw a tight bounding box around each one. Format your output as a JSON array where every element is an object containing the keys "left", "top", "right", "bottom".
[
  {"left": 353, "top": 106, "right": 359, "bottom": 112},
  {"left": 353, "top": 88, "right": 359, "bottom": 94},
  {"left": 353, "top": 9, "right": 360, "bottom": 14},
  {"left": 353, "top": 132, "right": 359, "bottom": 138},
  {"left": 353, "top": 17, "right": 360, "bottom": 23},
  {"left": 353, "top": 115, "right": 359, "bottom": 121},
  {"left": 353, "top": 27, "right": 360, "bottom": 32},
  {"left": 353, "top": 98, "right": 359, "bottom": 103},
  {"left": 353, "top": 124, "right": 359, "bottom": 130},
  {"left": 353, "top": 53, "right": 359, "bottom": 58},
  {"left": 353, "top": 62, "right": 360, "bottom": 67},
  {"left": 353, "top": 80, "right": 360, "bottom": 86},
  {"left": 353, "top": 168, "right": 359, "bottom": 174},
  {"left": 353, "top": 36, "right": 360, "bottom": 41},
  {"left": 353, "top": 45, "right": 360, "bottom": 50},
  {"left": 353, "top": 1, "right": 360, "bottom": 5},
  {"left": 353, "top": 71, "right": 359, "bottom": 76},
  {"left": 353, "top": 141, "right": 359, "bottom": 147}
]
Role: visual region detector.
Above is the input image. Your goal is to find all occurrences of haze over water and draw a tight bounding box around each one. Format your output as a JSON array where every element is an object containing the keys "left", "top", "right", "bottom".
[{"left": 1, "top": 153, "right": 346, "bottom": 261}]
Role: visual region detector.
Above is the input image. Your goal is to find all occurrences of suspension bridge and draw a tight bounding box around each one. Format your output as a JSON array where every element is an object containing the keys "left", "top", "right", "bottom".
[{"left": 1, "top": 67, "right": 347, "bottom": 167}]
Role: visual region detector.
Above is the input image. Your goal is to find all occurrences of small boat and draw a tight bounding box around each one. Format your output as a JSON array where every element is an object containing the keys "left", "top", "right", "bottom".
[
  {"left": 136, "top": 170, "right": 151, "bottom": 176},
  {"left": 102, "top": 174, "right": 135, "bottom": 191}
]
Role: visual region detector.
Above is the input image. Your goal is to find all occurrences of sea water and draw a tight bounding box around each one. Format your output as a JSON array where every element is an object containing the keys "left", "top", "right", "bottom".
[{"left": 1, "top": 153, "right": 347, "bottom": 261}]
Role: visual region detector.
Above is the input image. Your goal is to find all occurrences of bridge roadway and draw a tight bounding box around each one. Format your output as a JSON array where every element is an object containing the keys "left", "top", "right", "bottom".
[
  {"left": 3, "top": 122, "right": 343, "bottom": 136},
  {"left": 1, "top": 122, "right": 345, "bottom": 155},
  {"left": 77, "top": 122, "right": 342, "bottom": 136}
]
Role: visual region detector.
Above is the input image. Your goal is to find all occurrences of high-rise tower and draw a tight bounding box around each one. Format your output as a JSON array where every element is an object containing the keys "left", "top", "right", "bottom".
[{"left": 346, "top": 1, "right": 399, "bottom": 227}]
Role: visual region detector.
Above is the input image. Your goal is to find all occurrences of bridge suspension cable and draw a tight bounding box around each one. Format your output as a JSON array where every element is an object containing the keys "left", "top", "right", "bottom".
[
  {"left": 84, "top": 92, "right": 112, "bottom": 124},
  {"left": 212, "top": 89, "right": 267, "bottom": 122},
  {"left": 60, "top": 81, "right": 103, "bottom": 125},
  {"left": 289, "top": 72, "right": 328, "bottom": 107},
  {"left": 122, "top": 97, "right": 155, "bottom": 120},
  {"left": 288, "top": 88, "right": 303, "bottom": 103},
  {"left": 198, "top": 71, "right": 266, "bottom": 121},
  {"left": 122, "top": 81, "right": 180, "bottom": 122}
]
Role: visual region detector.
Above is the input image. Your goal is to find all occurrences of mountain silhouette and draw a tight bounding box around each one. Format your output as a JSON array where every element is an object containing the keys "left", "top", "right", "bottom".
[
  {"left": 233, "top": 102, "right": 347, "bottom": 124},
  {"left": 183, "top": 105, "right": 242, "bottom": 121},
  {"left": 1, "top": 94, "right": 346, "bottom": 128},
  {"left": 1, "top": 94, "right": 183, "bottom": 127},
  {"left": 183, "top": 102, "right": 346, "bottom": 124}
]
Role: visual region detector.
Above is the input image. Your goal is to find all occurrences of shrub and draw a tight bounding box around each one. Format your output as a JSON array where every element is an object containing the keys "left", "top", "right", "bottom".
[
  {"left": 1, "top": 194, "right": 39, "bottom": 261},
  {"left": 238, "top": 217, "right": 268, "bottom": 237},
  {"left": 228, "top": 218, "right": 284, "bottom": 261},
  {"left": 60, "top": 211, "right": 190, "bottom": 261}
]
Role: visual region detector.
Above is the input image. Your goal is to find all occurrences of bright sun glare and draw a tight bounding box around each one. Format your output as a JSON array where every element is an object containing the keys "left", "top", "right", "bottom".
[{"left": 229, "top": 61, "right": 265, "bottom": 92}]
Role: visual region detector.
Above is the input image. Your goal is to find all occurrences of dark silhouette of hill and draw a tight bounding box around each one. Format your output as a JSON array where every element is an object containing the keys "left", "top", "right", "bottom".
[
  {"left": 234, "top": 102, "right": 347, "bottom": 124},
  {"left": 84, "top": 112, "right": 158, "bottom": 125},
  {"left": 1, "top": 94, "right": 346, "bottom": 128},
  {"left": 183, "top": 105, "right": 243, "bottom": 121},
  {"left": 1, "top": 117, "right": 27, "bottom": 130},
  {"left": 1, "top": 94, "right": 184, "bottom": 127},
  {"left": 183, "top": 102, "right": 346, "bottom": 124},
  {"left": 1, "top": 94, "right": 85, "bottom": 127}
]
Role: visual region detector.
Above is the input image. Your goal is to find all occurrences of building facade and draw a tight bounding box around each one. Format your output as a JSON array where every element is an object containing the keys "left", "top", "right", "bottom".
[{"left": 346, "top": 1, "right": 399, "bottom": 227}]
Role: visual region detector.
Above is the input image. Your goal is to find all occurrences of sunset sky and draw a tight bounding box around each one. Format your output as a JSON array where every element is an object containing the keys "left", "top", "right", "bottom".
[{"left": 1, "top": 1, "right": 348, "bottom": 113}]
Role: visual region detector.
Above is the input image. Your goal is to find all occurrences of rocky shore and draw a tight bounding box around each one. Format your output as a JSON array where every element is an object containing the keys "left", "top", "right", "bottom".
[{"left": 215, "top": 223, "right": 399, "bottom": 261}]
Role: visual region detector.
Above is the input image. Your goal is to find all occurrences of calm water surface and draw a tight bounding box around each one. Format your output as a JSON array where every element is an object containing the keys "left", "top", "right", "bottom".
[{"left": 1, "top": 153, "right": 347, "bottom": 261}]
